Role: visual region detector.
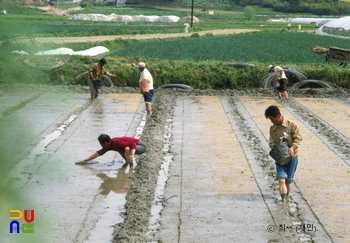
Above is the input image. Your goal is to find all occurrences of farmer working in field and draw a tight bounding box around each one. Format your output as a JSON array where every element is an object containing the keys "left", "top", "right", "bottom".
[
  {"left": 268, "top": 65, "right": 289, "bottom": 100},
  {"left": 137, "top": 62, "right": 154, "bottom": 115},
  {"left": 79, "top": 134, "right": 147, "bottom": 166},
  {"left": 265, "top": 105, "right": 302, "bottom": 202},
  {"left": 184, "top": 22, "right": 190, "bottom": 33},
  {"left": 88, "top": 58, "right": 116, "bottom": 100}
]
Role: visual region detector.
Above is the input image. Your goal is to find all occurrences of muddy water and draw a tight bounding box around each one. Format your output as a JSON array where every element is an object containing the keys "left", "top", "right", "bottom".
[
  {"left": 153, "top": 96, "right": 278, "bottom": 242},
  {"left": 81, "top": 164, "right": 131, "bottom": 243},
  {"left": 114, "top": 88, "right": 350, "bottom": 242},
  {"left": 83, "top": 109, "right": 148, "bottom": 242},
  {"left": 0, "top": 89, "right": 146, "bottom": 242},
  {"left": 1, "top": 85, "right": 350, "bottom": 243}
]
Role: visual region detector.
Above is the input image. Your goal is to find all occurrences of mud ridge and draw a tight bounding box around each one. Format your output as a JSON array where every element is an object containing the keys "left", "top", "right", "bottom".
[
  {"left": 1, "top": 83, "right": 349, "bottom": 98},
  {"left": 334, "top": 97, "right": 350, "bottom": 107},
  {"left": 1, "top": 93, "right": 41, "bottom": 118},
  {"left": 286, "top": 98, "right": 350, "bottom": 166},
  {"left": 112, "top": 90, "right": 177, "bottom": 242},
  {"left": 0, "top": 94, "right": 90, "bottom": 176}
]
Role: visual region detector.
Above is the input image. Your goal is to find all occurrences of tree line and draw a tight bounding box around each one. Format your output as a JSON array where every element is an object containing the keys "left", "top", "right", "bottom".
[
  {"left": 141, "top": 0, "right": 350, "bottom": 15},
  {"left": 257, "top": 0, "right": 350, "bottom": 15}
]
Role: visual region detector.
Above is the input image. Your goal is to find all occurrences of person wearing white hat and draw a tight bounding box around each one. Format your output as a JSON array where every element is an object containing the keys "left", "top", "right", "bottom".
[
  {"left": 268, "top": 65, "right": 289, "bottom": 100},
  {"left": 137, "top": 62, "right": 154, "bottom": 115},
  {"left": 184, "top": 22, "right": 190, "bottom": 33}
]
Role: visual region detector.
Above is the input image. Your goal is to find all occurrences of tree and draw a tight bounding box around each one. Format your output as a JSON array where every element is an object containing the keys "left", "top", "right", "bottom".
[{"left": 244, "top": 6, "right": 256, "bottom": 20}]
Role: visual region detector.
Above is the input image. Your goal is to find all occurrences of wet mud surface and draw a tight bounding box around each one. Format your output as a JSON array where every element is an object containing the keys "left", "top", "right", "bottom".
[
  {"left": 113, "top": 87, "right": 350, "bottom": 243},
  {"left": 0, "top": 84, "right": 349, "bottom": 243}
]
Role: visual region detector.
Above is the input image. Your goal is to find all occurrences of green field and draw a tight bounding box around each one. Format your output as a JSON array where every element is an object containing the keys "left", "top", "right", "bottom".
[
  {"left": 1, "top": 2, "right": 350, "bottom": 89},
  {"left": 0, "top": 4, "right": 319, "bottom": 37},
  {"left": 0, "top": 21, "right": 182, "bottom": 37},
  {"left": 112, "top": 32, "right": 350, "bottom": 64}
]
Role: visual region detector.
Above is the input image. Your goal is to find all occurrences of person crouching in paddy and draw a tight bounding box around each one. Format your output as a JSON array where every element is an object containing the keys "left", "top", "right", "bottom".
[{"left": 79, "top": 134, "right": 147, "bottom": 166}]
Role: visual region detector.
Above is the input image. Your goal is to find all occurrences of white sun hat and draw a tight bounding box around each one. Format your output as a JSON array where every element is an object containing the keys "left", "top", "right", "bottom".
[{"left": 137, "top": 62, "right": 146, "bottom": 68}]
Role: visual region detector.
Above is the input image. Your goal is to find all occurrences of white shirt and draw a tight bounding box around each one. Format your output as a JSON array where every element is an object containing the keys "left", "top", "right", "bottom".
[
  {"left": 139, "top": 68, "right": 154, "bottom": 90},
  {"left": 274, "top": 66, "right": 287, "bottom": 80},
  {"left": 184, "top": 23, "right": 189, "bottom": 33}
]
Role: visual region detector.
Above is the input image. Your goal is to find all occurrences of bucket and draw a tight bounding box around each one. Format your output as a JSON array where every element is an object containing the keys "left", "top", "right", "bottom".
[
  {"left": 139, "top": 82, "right": 150, "bottom": 94},
  {"left": 269, "top": 141, "right": 291, "bottom": 165},
  {"left": 93, "top": 80, "right": 102, "bottom": 89},
  {"left": 272, "top": 80, "right": 280, "bottom": 88}
]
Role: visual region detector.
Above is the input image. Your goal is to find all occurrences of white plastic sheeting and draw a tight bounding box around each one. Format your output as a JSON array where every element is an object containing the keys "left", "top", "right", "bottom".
[
  {"left": 133, "top": 15, "right": 159, "bottom": 22},
  {"left": 109, "top": 14, "right": 133, "bottom": 22},
  {"left": 74, "top": 46, "right": 110, "bottom": 56},
  {"left": 315, "top": 16, "right": 350, "bottom": 38},
  {"left": 180, "top": 16, "right": 199, "bottom": 23},
  {"left": 69, "top": 14, "right": 90, "bottom": 21},
  {"left": 267, "top": 18, "right": 289, "bottom": 22},
  {"left": 290, "top": 18, "right": 335, "bottom": 25},
  {"left": 89, "top": 14, "right": 111, "bottom": 22},
  {"left": 68, "top": 14, "right": 180, "bottom": 22},
  {"left": 155, "top": 15, "right": 180, "bottom": 22},
  {"left": 34, "top": 46, "right": 109, "bottom": 56},
  {"left": 35, "top": 47, "right": 75, "bottom": 55}
]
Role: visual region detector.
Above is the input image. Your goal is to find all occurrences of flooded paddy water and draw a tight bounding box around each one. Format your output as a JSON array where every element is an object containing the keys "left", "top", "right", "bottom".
[{"left": 0, "top": 84, "right": 349, "bottom": 243}]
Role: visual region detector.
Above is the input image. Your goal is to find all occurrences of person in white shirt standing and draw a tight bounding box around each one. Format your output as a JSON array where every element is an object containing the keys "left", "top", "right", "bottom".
[
  {"left": 137, "top": 62, "right": 154, "bottom": 115},
  {"left": 268, "top": 65, "right": 289, "bottom": 100},
  {"left": 184, "top": 22, "right": 190, "bottom": 33}
]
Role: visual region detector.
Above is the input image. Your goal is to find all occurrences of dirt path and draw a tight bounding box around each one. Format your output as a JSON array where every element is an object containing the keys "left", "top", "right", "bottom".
[{"left": 36, "top": 29, "right": 259, "bottom": 44}]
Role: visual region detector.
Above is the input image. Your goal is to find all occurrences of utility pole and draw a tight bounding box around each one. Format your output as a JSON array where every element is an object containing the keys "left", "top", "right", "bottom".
[{"left": 191, "top": 0, "right": 194, "bottom": 27}]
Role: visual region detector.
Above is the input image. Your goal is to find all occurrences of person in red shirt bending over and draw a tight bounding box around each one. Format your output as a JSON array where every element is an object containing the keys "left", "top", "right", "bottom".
[{"left": 79, "top": 134, "right": 147, "bottom": 166}]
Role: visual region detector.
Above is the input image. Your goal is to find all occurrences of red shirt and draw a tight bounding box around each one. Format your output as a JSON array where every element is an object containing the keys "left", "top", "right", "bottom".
[{"left": 97, "top": 137, "right": 139, "bottom": 155}]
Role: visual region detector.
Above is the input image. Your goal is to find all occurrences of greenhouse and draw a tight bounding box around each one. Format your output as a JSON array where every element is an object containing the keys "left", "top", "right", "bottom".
[{"left": 315, "top": 16, "right": 350, "bottom": 38}]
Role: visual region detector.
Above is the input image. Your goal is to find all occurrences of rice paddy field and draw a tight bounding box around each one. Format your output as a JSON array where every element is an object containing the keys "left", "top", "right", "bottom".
[{"left": 1, "top": 3, "right": 350, "bottom": 242}]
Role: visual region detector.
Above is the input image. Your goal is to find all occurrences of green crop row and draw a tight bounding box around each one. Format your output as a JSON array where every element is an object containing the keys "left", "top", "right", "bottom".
[
  {"left": 2, "top": 29, "right": 350, "bottom": 89},
  {"left": 0, "top": 21, "right": 180, "bottom": 37},
  {"left": 0, "top": 3, "right": 320, "bottom": 38},
  {"left": 112, "top": 31, "right": 350, "bottom": 64}
]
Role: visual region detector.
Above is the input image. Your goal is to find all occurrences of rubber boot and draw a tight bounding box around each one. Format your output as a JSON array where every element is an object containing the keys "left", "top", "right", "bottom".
[{"left": 281, "top": 194, "right": 288, "bottom": 202}]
